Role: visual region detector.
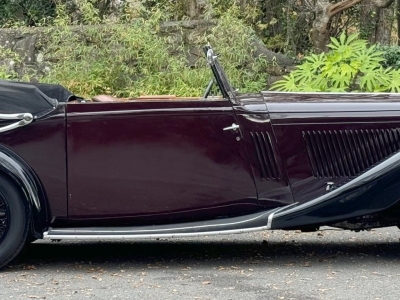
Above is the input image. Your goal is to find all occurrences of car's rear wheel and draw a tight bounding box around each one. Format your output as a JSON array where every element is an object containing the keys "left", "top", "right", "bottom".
[{"left": 0, "top": 176, "right": 29, "bottom": 269}]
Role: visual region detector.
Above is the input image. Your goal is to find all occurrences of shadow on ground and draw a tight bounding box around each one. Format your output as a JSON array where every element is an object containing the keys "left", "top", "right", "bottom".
[{"left": 7, "top": 231, "right": 400, "bottom": 271}]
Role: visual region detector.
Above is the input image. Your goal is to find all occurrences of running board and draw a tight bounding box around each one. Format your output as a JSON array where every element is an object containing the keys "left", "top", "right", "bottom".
[{"left": 43, "top": 208, "right": 286, "bottom": 240}]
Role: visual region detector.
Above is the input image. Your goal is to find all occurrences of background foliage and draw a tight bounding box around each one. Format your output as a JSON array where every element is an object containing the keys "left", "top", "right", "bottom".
[
  {"left": 272, "top": 34, "right": 400, "bottom": 92},
  {"left": 36, "top": 2, "right": 268, "bottom": 97},
  {"left": 1, "top": 0, "right": 400, "bottom": 95}
]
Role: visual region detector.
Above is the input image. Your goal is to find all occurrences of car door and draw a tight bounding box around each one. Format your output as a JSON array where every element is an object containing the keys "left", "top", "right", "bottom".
[
  {"left": 66, "top": 99, "right": 257, "bottom": 225},
  {"left": 203, "top": 45, "right": 294, "bottom": 208}
]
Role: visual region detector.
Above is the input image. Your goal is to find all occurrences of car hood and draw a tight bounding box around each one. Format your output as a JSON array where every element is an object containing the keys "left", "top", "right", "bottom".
[{"left": 262, "top": 91, "right": 400, "bottom": 114}]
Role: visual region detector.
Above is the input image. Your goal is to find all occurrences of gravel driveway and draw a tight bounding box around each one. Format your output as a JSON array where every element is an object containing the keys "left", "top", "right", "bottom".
[{"left": 1, "top": 227, "right": 400, "bottom": 300}]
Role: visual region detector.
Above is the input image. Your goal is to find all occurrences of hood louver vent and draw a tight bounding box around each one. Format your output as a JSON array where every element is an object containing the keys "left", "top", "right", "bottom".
[
  {"left": 303, "top": 129, "right": 400, "bottom": 178},
  {"left": 250, "top": 132, "right": 281, "bottom": 180}
]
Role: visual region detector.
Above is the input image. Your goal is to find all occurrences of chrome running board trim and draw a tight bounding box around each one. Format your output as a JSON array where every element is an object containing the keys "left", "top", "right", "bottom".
[
  {"left": 43, "top": 208, "right": 283, "bottom": 240},
  {"left": 44, "top": 226, "right": 271, "bottom": 240},
  {"left": 266, "top": 203, "right": 298, "bottom": 230}
]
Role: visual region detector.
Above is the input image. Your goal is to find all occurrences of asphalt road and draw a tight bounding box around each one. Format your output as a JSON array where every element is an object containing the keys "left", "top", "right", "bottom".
[{"left": 1, "top": 227, "right": 400, "bottom": 300}]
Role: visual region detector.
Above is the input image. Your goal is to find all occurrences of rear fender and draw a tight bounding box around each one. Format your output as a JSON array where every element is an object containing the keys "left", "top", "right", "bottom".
[{"left": 0, "top": 145, "right": 48, "bottom": 238}]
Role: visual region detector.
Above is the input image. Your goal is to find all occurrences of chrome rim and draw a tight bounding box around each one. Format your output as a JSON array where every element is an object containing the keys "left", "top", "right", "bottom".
[{"left": 0, "top": 196, "right": 9, "bottom": 242}]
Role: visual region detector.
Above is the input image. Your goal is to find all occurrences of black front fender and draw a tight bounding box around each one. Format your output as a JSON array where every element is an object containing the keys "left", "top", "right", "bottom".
[
  {"left": 0, "top": 145, "right": 48, "bottom": 237},
  {"left": 271, "top": 150, "right": 400, "bottom": 229}
]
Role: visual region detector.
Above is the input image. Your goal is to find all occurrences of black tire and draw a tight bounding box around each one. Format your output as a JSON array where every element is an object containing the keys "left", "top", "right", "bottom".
[{"left": 0, "top": 176, "right": 30, "bottom": 269}]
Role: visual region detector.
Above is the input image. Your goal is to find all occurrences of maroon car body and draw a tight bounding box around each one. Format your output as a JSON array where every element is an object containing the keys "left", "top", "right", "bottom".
[{"left": 1, "top": 46, "right": 400, "bottom": 268}]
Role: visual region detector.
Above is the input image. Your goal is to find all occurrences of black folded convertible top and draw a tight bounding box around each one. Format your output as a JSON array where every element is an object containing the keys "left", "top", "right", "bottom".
[{"left": 0, "top": 80, "right": 76, "bottom": 117}]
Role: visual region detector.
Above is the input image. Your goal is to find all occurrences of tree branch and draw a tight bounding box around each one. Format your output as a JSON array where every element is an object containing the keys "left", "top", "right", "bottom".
[
  {"left": 370, "top": 0, "right": 395, "bottom": 8},
  {"left": 328, "top": 0, "right": 363, "bottom": 17}
]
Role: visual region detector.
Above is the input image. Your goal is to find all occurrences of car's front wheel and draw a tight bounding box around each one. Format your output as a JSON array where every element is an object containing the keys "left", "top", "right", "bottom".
[{"left": 0, "top": 176, "right": 29, "bottom": 269}]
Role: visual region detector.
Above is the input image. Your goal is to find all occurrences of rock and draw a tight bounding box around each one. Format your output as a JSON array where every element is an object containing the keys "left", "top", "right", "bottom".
[{"left": 13, "top": 34, "right": 37, "bottom": 64}]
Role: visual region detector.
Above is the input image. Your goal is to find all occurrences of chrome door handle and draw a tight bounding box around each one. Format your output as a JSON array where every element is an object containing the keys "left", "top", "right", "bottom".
[{"left": 223, "top": 123, "right": 240, "bottom": 131}]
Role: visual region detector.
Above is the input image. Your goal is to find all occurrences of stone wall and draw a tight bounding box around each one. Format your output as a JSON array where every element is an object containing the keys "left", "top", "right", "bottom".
[
  {"left": 0, "top": 21, "right": 219, "bottom": 77},
  {"left": 0, "top": 20, "right": 294, "bottom": 81},
  {"left": 0, "top": 27, "right": 46, "bottom": 76}
]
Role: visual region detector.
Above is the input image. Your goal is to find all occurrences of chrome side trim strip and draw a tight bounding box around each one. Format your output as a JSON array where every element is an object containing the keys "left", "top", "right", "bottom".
[
  {"left": 67, "top": 107, "right": 233, "bottom": 117},
  {"left": 43, "top": 225, "right": 272, "bottom": 240},
  {"left": 262, "top": 91, "right": 400, "bottom": 96}
]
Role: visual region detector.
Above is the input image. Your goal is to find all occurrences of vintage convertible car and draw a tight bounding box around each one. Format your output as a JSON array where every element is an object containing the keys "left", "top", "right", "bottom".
[{"left": 1, "top": 46, "right": 400, "bottom": 268}]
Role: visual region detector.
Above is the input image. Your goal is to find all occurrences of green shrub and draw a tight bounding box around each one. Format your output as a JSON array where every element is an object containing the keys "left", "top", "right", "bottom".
[
  {"left": 41, "top": 9, "right": 211, "bottom": 98},
  {"left": 0, "top": 0, "right": 56, "bottom": 27},
  {"left": 39, "top": 3, "right": 268, "bottom": 98},
  {"left": 0, "top": 67, "right": 11, "bottom": 79},
  {"left": 0, "top": 46, "right": 21, "bottom": 80},
  {"left": 201, "top": 6, "right": 269, "bottom": 93},
  {"left": 272, "top": 33, "right": 400, "bottom": 93},
  {"left": 377, "top": 44, "right": 400, "bottom": 70},
  {"left": 0, "top": 1, "right": 269, "bottom": 97}
]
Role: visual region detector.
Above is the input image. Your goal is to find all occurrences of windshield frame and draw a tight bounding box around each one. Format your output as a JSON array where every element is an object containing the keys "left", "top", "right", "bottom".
[{"left": 204, "top": 46, "right": 238, "bottom": 105}]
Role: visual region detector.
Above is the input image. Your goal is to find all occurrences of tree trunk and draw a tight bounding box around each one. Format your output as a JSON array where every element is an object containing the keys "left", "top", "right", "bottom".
[
  {"left": 286, "top": 0, "right": 296, "bottom": 53},
  {"left": 309, "top": 0, "right": 332, "bottom": 53},
  {"left": 398, "top": 0, "right": 400, "bottom": 45},
  {"left": 310, "top": 0, "right": 363, "bottom": 52},
  {"left": 360, "top": 0, "right": 395, "bottom": 44},
  {"left": 359, "top": 0, "right": 377, "bottom": 43},
  {"left": 310, "top": 0, "right": 394, "bottom": 52},
  {"left": 375, "top": 4, "right": 394, "bottom": 44}
]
